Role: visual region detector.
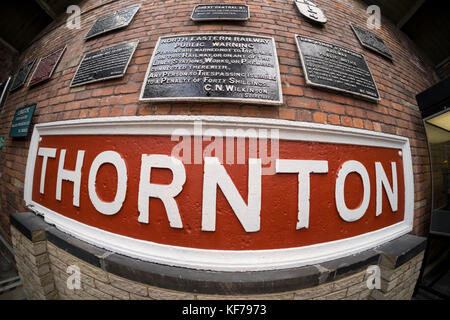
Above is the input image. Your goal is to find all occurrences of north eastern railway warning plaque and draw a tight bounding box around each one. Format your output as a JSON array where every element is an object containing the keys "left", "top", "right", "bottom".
[
  {"left": 139, "top": 34, "right": 282, "bottom": 105},
  {"left": 295, "top": 35, "right": 380, "bottom": 102}
]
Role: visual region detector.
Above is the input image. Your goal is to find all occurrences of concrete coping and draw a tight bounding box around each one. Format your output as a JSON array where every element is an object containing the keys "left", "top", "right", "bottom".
[{"left": 10, "top": 212, "right": 427, "bottom": 295}]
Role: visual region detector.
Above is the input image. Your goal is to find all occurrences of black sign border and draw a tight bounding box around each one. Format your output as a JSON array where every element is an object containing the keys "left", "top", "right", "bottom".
[
  {"left": 139, "top": 33, "right": 283, "bottom": 106},
  {"left": 9, "top": 59, "right": 37, "bottom": 92},
  {"left": 350, "top": 23, "right": 393, "bottom": 60},
  {"left": 191, "top": 4, "right": 250, "bottom": 21},
  {"left": 295, "top": 34, "right": 381, "bottom": 103},
  {"left": 69, "top": 40, "right": 139, "bottom": 88},
  {"left": 28, "top": 45, "right": 67, "bottom": 87},
  {"left": 85, "top": 5, "right": 141, "bottom": 40}
]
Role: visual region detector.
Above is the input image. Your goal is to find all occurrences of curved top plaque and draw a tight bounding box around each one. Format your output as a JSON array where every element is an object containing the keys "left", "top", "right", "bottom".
[{"left": 295, "top": 0, "right": 327, "bottom": 24}]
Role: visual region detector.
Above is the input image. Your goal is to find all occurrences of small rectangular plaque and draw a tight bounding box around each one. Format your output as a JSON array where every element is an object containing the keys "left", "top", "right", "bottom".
[
  {"left": 295, "top": 35, "right": 380, "bottom": 102},
  {"left": 28, "top": 46, "right": 66, "bottom": 87},
  {"left": 140, "top": 33, "right": 282, "bottom": 105},
  {"left": 70, "top": 41, "right": 139, "bottom": 87},
  {"left": 350, "top": 24, "right": 392, "bottom": 60},
  {"left": 85, "top": 5, "right": 140, "bottom": 40},
  {"left": 9, "top": 59, "right": 36, "bottom": 92},
  {"left": 191, "top": 4, "right": 250, "bottom": 21},
  {"left": 10, "top": 103, "right": 36, "bottom": 137}
]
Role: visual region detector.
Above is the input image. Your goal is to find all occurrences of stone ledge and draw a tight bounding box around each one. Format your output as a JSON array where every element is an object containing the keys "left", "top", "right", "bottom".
[{"left": 9, "top": 212, "right": 426, "bottom": 295}]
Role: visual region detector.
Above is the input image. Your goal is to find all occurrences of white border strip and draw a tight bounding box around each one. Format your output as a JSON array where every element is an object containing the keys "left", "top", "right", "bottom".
[{"left": 24, "top": 115, "right": 414, "bottom": 271}]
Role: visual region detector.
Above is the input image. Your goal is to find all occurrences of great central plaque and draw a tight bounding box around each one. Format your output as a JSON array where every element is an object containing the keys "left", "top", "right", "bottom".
[
  {"left": 28, "top": 46, "right": 66, "bottom": 87},
  {"left": 70, "top": 41, "right": 138, "bottom": 87},
  {"left": 350, "top": 24, "right": 393, "bottom": 60},
  {"left": 295, "top": 35, "right": 380, "bottom": 102},
  {"left": 10, "top": 59, "right": 36, "bottom": 92},
  {"left": 140, "top": 34, "right": 282, "bottom": 105},
  {"left": 85, "top": 5, "right": 140, "bottom": 40},
  {"left": 191, "top": 4, "right": 250, "bottom": 21}
]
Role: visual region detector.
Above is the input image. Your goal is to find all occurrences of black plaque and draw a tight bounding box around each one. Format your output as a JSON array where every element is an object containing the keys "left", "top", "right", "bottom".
[
  {"left": 70, "top": 41, "right": 139, "bottom": 87},
  {"left": 85, "top": 5, "right": 140, "bottom": 40},
  {"left": 139, "top": 34, "right": 282, "bottom": 105},
  {"left": 9, "top": 59, "right": 36, "bottom": 92},
  {"left": 351, "top": 24, "right": 392, "bottom": 60},
  {"left": 191, "top": 4, "right": 250, "bottom": 21},
  {"left": 295, "top": 35, "right": 380, "bottom": 102}
]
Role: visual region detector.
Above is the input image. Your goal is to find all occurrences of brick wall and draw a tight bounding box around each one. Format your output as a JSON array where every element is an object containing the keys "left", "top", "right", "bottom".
[
  {"left": 10, "top": 224, "right": 424, "bottom": 300},
  {"left": 0, "top": 0, "right": 438, "bottom": 245}
]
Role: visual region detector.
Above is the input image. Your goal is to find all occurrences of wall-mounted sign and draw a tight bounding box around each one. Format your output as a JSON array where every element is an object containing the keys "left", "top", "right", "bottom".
[
  {"left": 9, "top": 59, "right": 36, "bottom": 92},
  {"left": 70, "top": 41, "right": 138, "bottom": 87},
  {"left": 0, "top": 136, "right": 5, "bottom": 150},
  {"left": 140, "top": 34, "right": 282, "bottom": 105},
  {"left": 28, "top": 46, "right": 66, "bottom": 87},
  {"left": 295, "top": 35, "right": 380, "bottom": 102},
  {"left": 24, "top": 116, "right": 414, "bottom": 271},
  {"left": 294, "top": 0, "right": 327, "bottom": 24},
  {"left": 10, "top": 103, "right": 36, "bottom": 137},
  {"left": 351, "top": 23, "right": 393, "bottom": 60},
  {"left": 191, "top": 4, "right": 250, "bottom": 21},
  {"left": 85, "top": 5, "right": 140, "bottom": 40}
]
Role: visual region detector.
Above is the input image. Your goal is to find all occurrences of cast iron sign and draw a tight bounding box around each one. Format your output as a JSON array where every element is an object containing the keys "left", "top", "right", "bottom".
[
  {"left": 351, "top": 23, "right": 393, "bottom": 60},
  {"left": 70, "top": 41, "right": 138, "bottom": 87},
  {"left": 10, "top": 60, "right": 36, "bottom": 92},
  {"left": 191, "top": 4, "right": 250, "bottom": 21},
  {"left": 28, "top": 46, "right": 66, "bottom": 87},
  {"left": 140, "top": 33, "right": 282, "bottom": 105},
  {"left": 10, "top": 103, "right": 36, "bottom": 137},
  {"left": 295, "top": 35, "right": 380, "bottom": 102},
  {"left": 24, "top": 116, "right": 414, "bottom": 271},
  {"left": 85, "top": 5, "right": 140, "bottom": 40},
  {"left": 294, "top": 0, "right": 327, "bottom": 24}
]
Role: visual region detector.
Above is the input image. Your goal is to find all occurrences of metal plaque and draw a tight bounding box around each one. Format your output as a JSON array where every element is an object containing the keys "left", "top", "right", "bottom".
[
  {"left": 28, "top": 46, "right": 66, "bottom": 87},
  {"left": 70, "top": 41, "right": 139, "bottom": 87},
  {"left": 85, "top": 5, "right": 140, "bottom": 40},
  {"left": 295, "top": 35, "right": 380, "bottom": 102},
  {"left": 10, "top": 103, "right": 36, "bottom": 137},
  {"left": 351, "top": 24, "right": 392, "bottom": 60},
  {"left": 9, "top": 59, "right": 36, "bottom": 92},
  {"left": 140, "top": 34, "right": 282, "bottom": 105},
  {"left": 191, "top": 4, "right": 250, "bottom": 21},
  {"left": 295, "top": 0, "right": 327, "bottom": 24}
]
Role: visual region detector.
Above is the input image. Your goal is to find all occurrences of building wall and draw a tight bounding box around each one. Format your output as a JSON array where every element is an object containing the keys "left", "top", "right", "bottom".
[
  {"left": 0, "top": 0, "right": 438, "bottom": 297},
  {"left": 10, "top": 223, "right": 425, "bottom": 300}
]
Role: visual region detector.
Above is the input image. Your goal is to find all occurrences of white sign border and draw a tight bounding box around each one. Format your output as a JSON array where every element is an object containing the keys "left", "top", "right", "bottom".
[{"left": 24, "top": 115, "right": 414, "bottom": 271}]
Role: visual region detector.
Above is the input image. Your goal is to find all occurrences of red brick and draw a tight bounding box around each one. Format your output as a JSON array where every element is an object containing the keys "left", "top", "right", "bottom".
[{"left": 313, "top": 112, "right": 327, "bottom": 124}]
